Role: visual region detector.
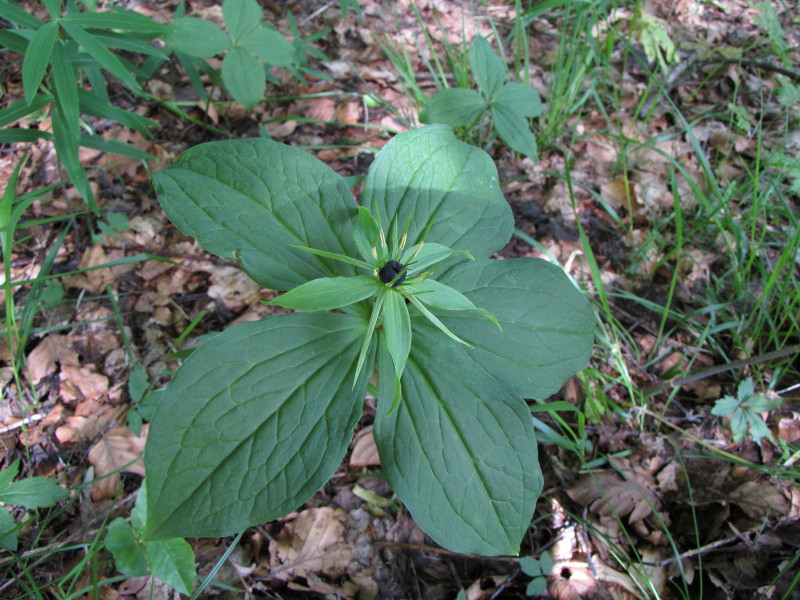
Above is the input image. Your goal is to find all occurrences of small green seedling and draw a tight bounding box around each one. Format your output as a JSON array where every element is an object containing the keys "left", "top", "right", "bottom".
[
  {"left": 711, "top": 378, "right": 782, "bottom": 445},
  {"left": 420, "top": 37, "right": 544, "bottom": 161},
  {"left": 105, "top": 483, "right": 196, "bottom": 595},
  {"left": 520, "top": 551, "right": 553, "bottom": 596},
  {"left": 0, "top": 459, "right": 70, "bottom": 552},
  {"left": 164, "top": 0, "right": 305, "bottom": 108},
  {"left": 143, "top": 125, "right": 593, "bottom": 556}
]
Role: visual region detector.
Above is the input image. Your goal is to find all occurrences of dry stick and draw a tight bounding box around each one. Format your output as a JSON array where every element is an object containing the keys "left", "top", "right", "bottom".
[
  {"left": 658, "top": 524, "right": 763, "bottom": 566},
  {"left": 643, "top": 343, "right": 800, "bottom": 396}
]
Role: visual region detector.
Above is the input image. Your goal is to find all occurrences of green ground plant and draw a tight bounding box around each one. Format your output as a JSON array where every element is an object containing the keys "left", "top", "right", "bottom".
[
  {"left": 143, "top": 124, "right": 594, "bottom": 556},
  {"left": 420, "top": 36, "right": 544, "bottom": 161}
]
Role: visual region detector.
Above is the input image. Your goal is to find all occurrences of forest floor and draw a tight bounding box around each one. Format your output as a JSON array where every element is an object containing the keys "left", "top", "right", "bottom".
[{"left": 1, "top": 0, "right": 799, "bottom": 599}]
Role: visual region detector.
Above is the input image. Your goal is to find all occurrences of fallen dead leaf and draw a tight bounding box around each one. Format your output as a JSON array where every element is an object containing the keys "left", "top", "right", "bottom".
[
  {"left": 87, "top": 425, "right": 147, "bottom": 502},
  {"left": 60, "top": 365, "right": 109, "bottom": 403},
  {"left": 27, "top": 335, "right": 80, "bottom": 382},
  {"left": 269, "top": 507, "right": 355, "bottom": 581},
  {"left": 350, "top": 427, "right": 380, "bottom": 467}
]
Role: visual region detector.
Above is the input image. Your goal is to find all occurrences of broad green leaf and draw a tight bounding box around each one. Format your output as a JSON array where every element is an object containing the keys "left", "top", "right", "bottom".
[
  {"left": 145, "top": 537, "right": 196, "bottom": 595},
  {"left": 223, "top": 0, "right": 261, "bottom": 42},
  {"left": 492, "top": 104, "right": 538, "bottom": 160},
  {"left": 106, "top": 518, "right": 148, "bottom": 577},
  {"left": 268, "top": 275, "right": 380, "bottom": 311},
  {"left": 419, "top": 88, "right": 486, "bottom": 128},
  {"left": 527, "top": 578, "right": 547, "bottom": 596},
  {"left": 361, "top": 125, "right": 513, "bottom": 261},
  {"left": 128, "top": 363, "right": 149, "bottom": 404},
  {"left": 61, "top": 9, "right": 167, "bottom": 33},
  {"left": 153, "top": 138, "right": 359, "bottom": 291},
  {"left": 374, "top": 326, "right": 543, "bottom": 555},
  {"left": 438, "top": 258, "right": 594, "bottom": 399},
  {"left": 469, "top": 37, "right": 505, "bottom": 98},
  {"left": 165, "top": 17, "right": 231, "bottom": 58},
  {"left": 239, "top": 27, "right": 295, "bottom": 67},
  {"left": 409, "top": 278, "right": 499, "bottom": 328},
  {"left": 493, "top": 82, "right": 543, "bottom": 118},
  {"left": 382, "top": 289, "right": 411, "bottom": 377},
  {"left": 60, "top": 20, "right": 143, "bottom": 94},
  {"left": 0, "top": 474, "right": 69, "bottom": 508},
  {"left": 22, "top": 20, "right": 58, "bottom": 105},
  {"left": 221, "top": 46, "right": 265, "bottom": 108},
  {"left": 144, "top": 312, "right": 373, "bottom": 540},
  {"left": 519, "top": 556, "right": 542, "bottom": 576},
  {"left": 0, "top": 509, "right": 18, "bottom": 552}
]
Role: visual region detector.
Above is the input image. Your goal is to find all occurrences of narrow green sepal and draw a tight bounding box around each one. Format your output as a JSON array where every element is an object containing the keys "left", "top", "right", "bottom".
[
  {"left": 292, "top": 244, "right": 373, "bottom": 270},
  {"left": 407, "top": 295, "right": 472, "bottom": 347},
  {"left": 354, "top": 206, "right": 382, "bottom": 264},
  {"left": 411, "top": 278, "right": 501, "bottom": 330}
]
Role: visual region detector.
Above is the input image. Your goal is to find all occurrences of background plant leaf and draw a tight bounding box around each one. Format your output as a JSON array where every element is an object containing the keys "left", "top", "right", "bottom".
[
  {"left": 437, "top": 258, "right": 594, "bottom": 399},
  {"left": 144, "top": 312, "right": 372, "bottom": 540},
  {"left": 419, "top": 88, "right": 486, "bottom": 128},
  {"left": 491, "top": 104, "right": 538, "bottom": 160},
  {"left": 240, "top": 27, "right": 295, "bottom": 66},
  {"left": 165, "top": 17, "right": 231, "bottom": 57},
  {"left": 221, "top": 46, "right": 265, "bottom": 108},
  {"left": 469, "top": 36, "right": 506, "bottom": 98},
  {"left": 374, "top": 326, "right": 543, "bottom": 556},
  {"left": 222, "top": 0, "right": 261, "bottom": 42},
  {"left": 153, "top": 138, "right": 359, "bottom": 291},
  {"left": 492, "top": 82, "right": 543, "bottom": 118},
  {"left": 361, "top": 125, "right": 512, "bottom": 262}
]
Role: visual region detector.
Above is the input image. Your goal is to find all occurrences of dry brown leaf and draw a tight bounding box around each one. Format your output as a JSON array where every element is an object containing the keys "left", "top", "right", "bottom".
[
  {"left": 60, "top": 365, "right": 109, "bottom": 403},
  {"left": 55, "top": 400, "right": 126, "bottom": 444},
  {"left": 207, "top": 265, "right": 261, "bottom": 310},
  {"left": 87, "top": 425, "right": 147, "bottom": 501},
  {"left": 27, "top": 335, "right": 80, "bottom": 382},
  {"left": 269, "top": 507, "right": 354, "bottom": 581},
  {"left": 728, "top": 480, "right": 790, "bottom": 520},
  {"left": 350, "top": 427, "right": 380, "bottom": 467}
]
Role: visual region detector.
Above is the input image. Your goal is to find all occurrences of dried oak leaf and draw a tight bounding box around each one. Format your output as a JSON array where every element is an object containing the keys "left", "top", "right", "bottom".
[
  {"left": 87, "top": 424, "right": 147, "bottom": 501},
  {"left": 269, "top": 507, "right": 355, "bottom": 581},
  {"left": 350, "top": 427, "right": 380, "bottom": 467}
]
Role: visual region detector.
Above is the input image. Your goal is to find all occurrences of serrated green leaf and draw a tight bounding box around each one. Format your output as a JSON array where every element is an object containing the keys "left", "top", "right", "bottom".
[
  {"left": 268, "top": 275, "right": 380, "bottom": 310},
  {"left": 469, "top": 36, "right": 505, "bottom": 98},
  {"left": 153, "top": 138, "right": 359, "bottom": 291},
  {"left": 0, "top": 474, "right": 69, "bottom": 509},
  {"left": 165, "top": 17, "right": 231, "bottom": 58},
  {"left": 145, "top": 537, "right": 196, "bottom": 595},
  {"left": 746, "top": 413, "right": 773, "bottom": 445},
  {"left": 438, "top": 258, "right": 594, "bottom": 399},
  {"left": 493, "top": 82, "right": 543, "bottom": 118},
  {"left": 374, "top": 326, "right": 543, "bottom": 556},
  {"left": 60, "top": 20, "right": 143, "bottom": 94},
  {"left": 744, "top": 394, "right": 782, "bottom": 412},
  {"left": 711, "top": 396, "right": 739, "bottom": 416},
  {"left": 0, "top": 508, "right": 18, "bottom": 552},
  {"left": 239, "top": 26, "right": 295, "bottom": 67},
  {"left": 22, "top": 20, "right": 58, "bottom": 105},
  {"left": 382, "top": 290, "right": 411, "bottom": 377},
  {"left": 221, "top": 46, "right": 265, "bottom": 107},
  {"left": 361, "top": 125, "right": 512, "bottom": 261},
  {"left": 492, "top": 104, "right": 538, "bottom": 160},
  {"left": 223, "top": 0, "right": 261, "bottom": 42},
  {"left": 106, "top": 518, "right": 148, "bottom": 577},
  {"left": 0, "top": 460, "right": 20, "bottom": 487},
  {"left": 144, "top": 312, "right": 373, "bottom": 540},
  {"left": 419, "top": 88, "right": 486, "bottom": 128}
]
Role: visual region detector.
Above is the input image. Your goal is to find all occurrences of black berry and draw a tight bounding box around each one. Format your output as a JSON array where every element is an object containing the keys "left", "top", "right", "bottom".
[{"left": 379, "top": 260, "right": 407, "bottom": 287}]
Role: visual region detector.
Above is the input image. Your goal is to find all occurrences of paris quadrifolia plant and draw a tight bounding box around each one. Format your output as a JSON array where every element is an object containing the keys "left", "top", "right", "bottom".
[{"left": 143, "top": 125, "right": 593, "bottom": 556}]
